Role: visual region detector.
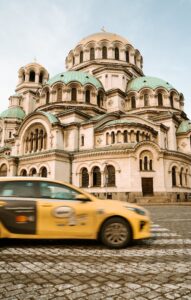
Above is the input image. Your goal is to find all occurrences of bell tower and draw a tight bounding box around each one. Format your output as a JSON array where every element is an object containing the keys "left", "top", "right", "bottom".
[{"left": 15, "top": 62, "right": 49, "bottom": 114}]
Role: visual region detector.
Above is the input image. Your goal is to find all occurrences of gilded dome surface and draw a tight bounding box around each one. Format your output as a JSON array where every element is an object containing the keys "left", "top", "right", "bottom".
[{"left": 77, "top": 31, "right": 130, "bottom": 46}]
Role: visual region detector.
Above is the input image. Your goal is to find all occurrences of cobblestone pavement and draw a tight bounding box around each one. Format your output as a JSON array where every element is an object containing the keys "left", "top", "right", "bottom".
[{"left": 0, "top": 205, "right": 191, "bottom": 300}]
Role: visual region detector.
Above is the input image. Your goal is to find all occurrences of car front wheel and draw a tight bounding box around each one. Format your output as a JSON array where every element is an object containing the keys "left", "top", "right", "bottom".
[{"left": 100, "top": 217, "right": 132, "bottom": 249}]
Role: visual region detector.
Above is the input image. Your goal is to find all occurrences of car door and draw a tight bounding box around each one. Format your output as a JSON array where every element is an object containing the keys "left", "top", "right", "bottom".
[
  {"left": 0, "top": 180, "right": 37, "bottom": 235},
  {"left": 37, "top": 181, "right": 97, "bottom": 238}
]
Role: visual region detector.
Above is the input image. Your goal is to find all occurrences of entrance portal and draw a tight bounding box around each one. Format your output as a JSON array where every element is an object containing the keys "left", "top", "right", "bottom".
[{"left": 142, "top": 177, "right": 153, "bottom": 196}]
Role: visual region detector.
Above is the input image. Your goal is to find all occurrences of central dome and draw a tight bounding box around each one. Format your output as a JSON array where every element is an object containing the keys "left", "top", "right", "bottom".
[{"left": 77, "top": 31, "right": 131, "bottom": 46}]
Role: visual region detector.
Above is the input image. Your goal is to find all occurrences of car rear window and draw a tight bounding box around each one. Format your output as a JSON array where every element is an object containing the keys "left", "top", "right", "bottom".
[{"left": 0, "top": 181, "right": 36, "bottom": 198}]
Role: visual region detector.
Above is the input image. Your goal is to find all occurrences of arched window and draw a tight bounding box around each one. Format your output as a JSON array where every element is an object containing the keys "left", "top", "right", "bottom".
[
  {"left": 85, "top": 90, "right": 90, "bottom": 103},
  {"left": 71, "top": 88, "right": 77, "bottom": 101},
  {"left": 172, "top": 166, "right": 176, "bottom": 186},
  {"left": 131, "top": 96, "right": 136, "bottom": 108},
  {"left": 39, "top": 72, "right": 44, "bottom": 84},
  {"left": 144, "top": 156, "right": 148, "bottom": 170},
  {"left": 0, "top": 164, "right": 7, "bottom": 176},
  {"left": 29, "top": 70, "right": 35, "bottom": 82},
  {"left": 158, "top": 93, "right": 163, "bottom": 106},
  {"left": 106, "top": 132, "right": 109, "bottom": 145},
  {"left": 81, "top": 168, "right": 89, "bottom": 187},
  {"left": 97, "top": 94, "right": 101, "bottom": 107},
  {"left": 92, "top": 166, "right": 101, "bottom": 187},
  {"left": 30, "top": 168, "right": 37, "bottom": 177},
  {"left": 170, "top": 94, "right": 174, "bottom": 108},
  {"left": 115, "top": 47, "right": 119, "bottom": 60},
  {"left": 34, "top": 129, "right": 39, "bottom": 152},
  {"left": 140, "top": 151, "right": 153, "bottom": 171},
  {"left": 39, "top": 167, "right": 47, "bottom": 177},
  {"left": 24, "top": 127, "right": 47, "bottom": 154},
  {"left": 149, "top": 160, "right": 152, "bottom": 171},
  {"left": 22, "top": 71, "right": 25, "bottom": 82},
  {"left": 106, "top": 165, "right": 116, "bottom": 187},
  {"left": 90, "top": 48, "right": 95, "bottom": 60},
  {"left": 140, "top": 159, "right": 142, "bottom": 171},
  {"left": 80, "top": 51, "right": 83, "bottom": 63},
  {"left": 30, "top": 132, "right": 34, "bottom": 152},
  {"left": 117, "top": 131, "right": 121, "bottom": 143},
  {"left": 136, "top": 131, "right": 140, "bottom": 142},
  {"left": 81, "top": 135, "right": 84, "bottom": 146},
  {"left": 57, "top": 87, "right": 62, "bottom": 101},
  {"left": 144, "top": 94, "right": 149, "bottom": 106},
  {"left": 102, "top": 46, "right": 107, "bottom": 59},
  {"left": 140, "top": 56, "right": 143, "bottom": 68},
  {"left": 125, "top": 50, "right": 129, "bottom": 62},
  {"left": 20, "top": 169, "right": 27, "bottom": 176},
  {"left": 180, "top": 168, "right": 183, "bottom": 186},
  {"left": 146, "top": 134, "right": 150, "bottom": 141},
  {"left": 97, "top": 92, "right": 103, "bottom": 107},
  {"left": 185, "top": 169, "right": 188, "bottom": 186},
  {"left": 124, "top": 130, "right": 128, "bottom": 143},
  {"left": 111, "top": 132, "right": 115, "bottom": 144},
  {"left": 46, "top": 90, "right": 50, "bottom": 104}
]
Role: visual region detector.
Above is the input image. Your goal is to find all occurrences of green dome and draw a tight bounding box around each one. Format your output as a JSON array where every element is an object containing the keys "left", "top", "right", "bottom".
[
  {"left": 0, "top": 106, "right": 26, "bottom": 119},
  {"left": 127, "top": 76, "right": 174, "bottom": 92},
  {"left": 46, "top": 71, "right": 103, "bottom": 89},
  {"left": 177, "top": 120, "right": 191, "bottom": 134}
]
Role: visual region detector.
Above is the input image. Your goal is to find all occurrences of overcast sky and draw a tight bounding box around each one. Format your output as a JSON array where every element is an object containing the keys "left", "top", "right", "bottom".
[{"left": 0, "top": 0, "right": 191, "bottom": 118}]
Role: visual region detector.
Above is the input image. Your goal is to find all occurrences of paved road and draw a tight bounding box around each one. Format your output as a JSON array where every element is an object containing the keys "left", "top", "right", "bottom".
[{"left": 0, "top": 205, "right": 191, "bottom": 300}]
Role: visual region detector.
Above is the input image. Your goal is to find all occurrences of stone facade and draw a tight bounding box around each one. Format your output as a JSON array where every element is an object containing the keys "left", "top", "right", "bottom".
[{"left": 0, "top": 31, "right": 191, "bottom": 202}]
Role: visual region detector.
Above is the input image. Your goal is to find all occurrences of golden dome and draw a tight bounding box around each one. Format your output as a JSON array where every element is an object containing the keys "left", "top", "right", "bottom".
[{"left": 77, "top": 31, "right": 131, "bottom": 46}]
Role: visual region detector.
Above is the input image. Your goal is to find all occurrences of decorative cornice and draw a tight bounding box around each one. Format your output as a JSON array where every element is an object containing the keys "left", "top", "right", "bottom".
[{"left": 18, "top": 149, "right": 70, "bottom": 162}]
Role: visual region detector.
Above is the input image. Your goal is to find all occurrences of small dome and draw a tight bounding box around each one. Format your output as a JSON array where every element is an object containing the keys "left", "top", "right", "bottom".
[
  {"left": 77, "top": 31, "right": 130, "bottom": 46},
  {"left": 46, "top": 71, "right": 103, "bottom": 89},
  {"left": 127, "top": 76, "right": 174, "bottom": 92},
  {"left": 0, "top": 106, "right": 26, "bottom": 119},
  {"left": 177, "top": 120, "right": 191, "bottom": 134}
]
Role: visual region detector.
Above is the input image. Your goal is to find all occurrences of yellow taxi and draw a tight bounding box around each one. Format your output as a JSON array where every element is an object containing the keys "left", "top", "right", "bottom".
[{"left": 0, "top": 177, "right": 151, "bottom": 248}]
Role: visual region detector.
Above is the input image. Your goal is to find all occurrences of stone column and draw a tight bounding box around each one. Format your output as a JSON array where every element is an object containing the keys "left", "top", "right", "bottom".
[
  {"left": 89, "top": 172, "right": 93, "bottom": 187},
  {"left": 101, "top": 171, "right": 105, "bottom": 187}
]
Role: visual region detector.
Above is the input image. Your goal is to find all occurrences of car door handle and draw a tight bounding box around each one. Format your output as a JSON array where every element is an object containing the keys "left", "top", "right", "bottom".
[{"left": 42, "top": 204, "right": 52, "bottom": 207}]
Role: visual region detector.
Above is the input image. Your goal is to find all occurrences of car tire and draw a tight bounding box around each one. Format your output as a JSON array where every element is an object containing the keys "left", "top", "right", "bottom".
[{"left": 100, "top": 217, "right": 132, "bottom": 249}]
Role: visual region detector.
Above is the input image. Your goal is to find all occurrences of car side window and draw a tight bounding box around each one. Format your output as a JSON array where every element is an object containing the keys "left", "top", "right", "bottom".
[
  {"left": 0, "top": 181, "right": 36, "bottom": 198},
  {"left": 39, "top": 182, "right": 79, "bottom": 200}
]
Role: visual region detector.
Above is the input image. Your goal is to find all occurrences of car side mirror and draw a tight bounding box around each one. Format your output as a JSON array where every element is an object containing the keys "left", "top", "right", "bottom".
[{"left": 75, "top": 194, "right": 90, "bottom": 202}]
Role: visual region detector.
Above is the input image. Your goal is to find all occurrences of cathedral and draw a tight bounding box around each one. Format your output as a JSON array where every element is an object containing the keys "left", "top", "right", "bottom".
[{"left": 0, "top": 31, "right": 190, "bottom": 202}]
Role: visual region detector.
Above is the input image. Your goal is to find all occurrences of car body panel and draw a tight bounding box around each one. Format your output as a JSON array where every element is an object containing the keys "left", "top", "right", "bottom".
[{"left": 0, "top": 177, "right": 151, "bottom": 242}]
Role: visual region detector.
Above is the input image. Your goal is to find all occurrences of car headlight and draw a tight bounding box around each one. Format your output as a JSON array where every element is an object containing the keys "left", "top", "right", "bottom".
[{"left": 124, "top": 206, "right": 146, "bottom": 216}]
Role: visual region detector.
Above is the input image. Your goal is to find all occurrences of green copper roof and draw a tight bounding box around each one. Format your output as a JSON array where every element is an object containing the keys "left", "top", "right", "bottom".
[
  {"left": 38, "top": 111, "right": 59, "bottom": 124},
  {"left": 47, "top": 71, "right": 103, "bottom": 89},
  {"left": 0, "top": 106, "right": 26, "bottom": 119},
  {"left": 127, "top": 76, "right": 174, "bottom": 92},
  {"left": 177, "top": 120, "right": 191, "bottom": 134}
]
